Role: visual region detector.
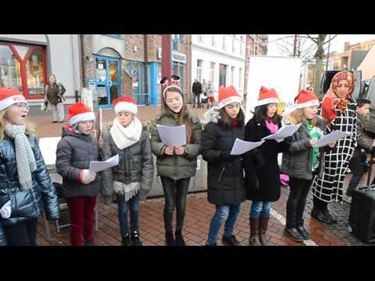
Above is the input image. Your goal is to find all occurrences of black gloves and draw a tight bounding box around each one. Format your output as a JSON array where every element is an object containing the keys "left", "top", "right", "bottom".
[{"left": 221, "top": 151, "right": 240, "bottom": 161}]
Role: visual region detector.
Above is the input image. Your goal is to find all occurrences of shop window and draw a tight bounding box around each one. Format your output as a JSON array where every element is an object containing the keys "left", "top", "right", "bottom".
[
  {"left": 26, "top": 48, "right": 45, "bottom": 96},
  {"left": 0, "top": 44, "right": 22, "bottom": 90},
  {"left": 0, "top": 42, "right": 47, "bottom": 98}
]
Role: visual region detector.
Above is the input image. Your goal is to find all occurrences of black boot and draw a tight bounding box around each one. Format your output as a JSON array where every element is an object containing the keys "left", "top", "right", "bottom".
[
  {"left": 222, "top": 235, "right": 240, "bottom": 246},
  {"left": 297, "top": 225, "right": 310, "bottom": 240},
  {"left": 284, "top": 226, "right": 304, "bottom": 242},
  {"left": 259, "top": 217, "right": 269, "bottom": 246},
  {"left": 121, "top": 234, "right": 133, "bottom": 246},
  {"left": 84, "top": 239, "right": 95, "bottom": 246},
  {"left": 165, "top": 231, "right": 176, "bottom": 246},
  {"left": 175, "top": 231, "right": 186, "bottom": 246},
  {"left": 311, "top": 198, "right": 332, "bottom": 224},
  {"left": 131, "top": 231, "right": 143, "bottom": 246},
  {"left": 249, "top": 218, "right": 261, "bottom": 246}
]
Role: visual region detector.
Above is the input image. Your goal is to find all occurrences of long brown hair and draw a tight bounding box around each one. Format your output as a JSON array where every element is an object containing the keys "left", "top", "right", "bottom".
[
  {"left": 219, "top": 106, "right": 245, "bottom": 129},
  {"left": 0, "top": 110, "right": 37, "bottom": 140},
  {"left": 161, "top": 86, "right": 195, "bottom": 143}
]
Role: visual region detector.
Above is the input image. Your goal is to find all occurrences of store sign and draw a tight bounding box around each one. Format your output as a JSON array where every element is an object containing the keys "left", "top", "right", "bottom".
[{"left": 172, "top": 51, "right": 186, "bottom": 64}]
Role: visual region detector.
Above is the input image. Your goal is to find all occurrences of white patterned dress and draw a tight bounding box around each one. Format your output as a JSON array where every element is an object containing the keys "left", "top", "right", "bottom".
[{"left": 311, "top": 99, "right": 357, "bottom": 203}]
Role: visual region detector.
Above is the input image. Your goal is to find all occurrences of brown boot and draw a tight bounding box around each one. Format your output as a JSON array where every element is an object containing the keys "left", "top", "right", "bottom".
[
  {"left": 259, "top": 217, "right": 269, "bottom": 246},
  {"left": 249, "top": 218, "right": 261, "bottom": 246}
]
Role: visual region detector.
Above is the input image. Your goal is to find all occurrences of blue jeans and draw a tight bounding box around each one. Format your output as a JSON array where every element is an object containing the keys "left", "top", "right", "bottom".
[
  {"left": 250, "top": 201, "right": 272, "bottom": 218},
  {"left": 116, "top": 193, "right": 140, "bottom": 237},
  {"left": 207, "top": 204, "right": 241, "bottom": 245}
]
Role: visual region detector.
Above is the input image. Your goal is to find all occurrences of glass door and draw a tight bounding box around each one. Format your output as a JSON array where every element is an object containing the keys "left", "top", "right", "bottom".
[{"left": 94, "top": 55, "right": 121, "bottom": 108}]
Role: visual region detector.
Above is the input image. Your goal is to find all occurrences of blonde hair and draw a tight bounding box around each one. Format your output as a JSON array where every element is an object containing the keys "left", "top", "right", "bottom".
[
  {"left": 286, "top": 108, "right": 304, "bottom": 125},
  {"left": 0, "top": 109, "right": 37, "bottom": 140}
]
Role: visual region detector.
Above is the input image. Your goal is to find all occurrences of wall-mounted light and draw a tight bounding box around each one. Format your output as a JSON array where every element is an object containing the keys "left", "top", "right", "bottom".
[{"left": 133, "top": 45, "right": 138, "bottom": 52}]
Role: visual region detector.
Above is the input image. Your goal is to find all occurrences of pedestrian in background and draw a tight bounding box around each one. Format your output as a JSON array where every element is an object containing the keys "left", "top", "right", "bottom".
[{"left": 44, "top": 74, "right": 66, "bottom": 123}]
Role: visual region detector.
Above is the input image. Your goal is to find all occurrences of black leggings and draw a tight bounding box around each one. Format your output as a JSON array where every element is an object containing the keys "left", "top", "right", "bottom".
[
  {"left": 160, "top": 177, "right": 190, "bottom": 232},
  {"left": 286, "top": 178, "right": 312, "bottom": 228},
  {"left": 2, "top": 218, "right": 38, "bottom": 246}
]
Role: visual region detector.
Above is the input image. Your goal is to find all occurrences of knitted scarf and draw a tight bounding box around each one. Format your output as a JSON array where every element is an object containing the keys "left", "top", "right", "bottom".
[
  {"left": 265, "top": 119, "right": 279, "bottom": 134},
  {"left": 5, "top": 123, "right": 37, "bottom": 190},
  {"left": 305, "top": 119, "right": 321, "bottom": 171},
  {"left": 110, "top": 116, "right": 142, "bottom": 150}
]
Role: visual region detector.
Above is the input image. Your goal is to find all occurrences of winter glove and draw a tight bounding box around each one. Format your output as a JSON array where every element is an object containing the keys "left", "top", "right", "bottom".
[
  {"left": 221, "top": 151, "right": 240, "bottom": 161},
  {"left": 79, "top": 169, "right": 96, "bottom": 184}
]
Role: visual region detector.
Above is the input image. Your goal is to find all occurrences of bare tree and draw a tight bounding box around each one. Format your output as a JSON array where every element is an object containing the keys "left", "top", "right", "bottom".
[{"left": 274, "top": 34, "right": 337, "bottom": 96}]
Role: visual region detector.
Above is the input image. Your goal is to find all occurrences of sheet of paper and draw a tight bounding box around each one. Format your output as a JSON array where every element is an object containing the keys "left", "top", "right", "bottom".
[
  {"left": 156, "top": 124, "right": 186, "bottom": 146},
  {"left": 262, "top": 124, "right": 301, "bottom": 142},
  {"left": 230, "top": 139, "right": 265, "bottom": 155},
  {"left": 314, "top": 130, "right": 352, "bottom": 148},
  {"left": 89, "top": 154, "right": 119, "bottom": 173},
  {"left": 38, "top": 137, "right": 61, "bottom": 166}
]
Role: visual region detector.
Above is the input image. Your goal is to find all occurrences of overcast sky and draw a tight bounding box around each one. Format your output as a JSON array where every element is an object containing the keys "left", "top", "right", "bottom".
[{"left": 267, "top": 34, "right": 375, "bottom": 56}]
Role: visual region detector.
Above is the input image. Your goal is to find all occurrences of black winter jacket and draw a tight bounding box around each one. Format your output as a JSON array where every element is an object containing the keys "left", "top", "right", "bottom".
[
  {"left": 56, "top": 126, "right": 100, "bottom": 198},
  {"left": 201, "top": 109, "right": 246, "bottom": 205},
  {"left": 0, "top": 134, "right": 59, "bottom": 245}
]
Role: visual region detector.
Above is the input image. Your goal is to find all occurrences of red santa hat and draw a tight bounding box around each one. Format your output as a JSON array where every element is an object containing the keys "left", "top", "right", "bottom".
[
  {"left": 112, "top": 96, "right": 138, "bottom": 114},
  {"left": 256, "top": 86, "right": 279, "bottom": 107},
  {"left": 0, "top": 87, "right": 27, "bottom": 111},
  {"left": 294, "top": 89, "right": 319, "bottom": 109},
  {"left": 218, "top": 85, "right": 242, "bottom": 109},
  {"left": 68, "top": 102, "right": 96, "bottom": 125}
]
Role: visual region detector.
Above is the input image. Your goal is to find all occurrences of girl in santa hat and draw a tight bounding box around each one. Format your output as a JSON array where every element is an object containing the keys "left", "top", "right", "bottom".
[
  {"left": 55, "top": 102, "right": 99, "bottom": 246},
  {"left": 202, "top": 85, "right": 246, "bottom": 246},
  {"left": 151, "top": 85, "right": 202, "bottom": 246},
  {"left": 243, "top": 86, "right": 288, "bottom": 246},
  {"left": 310, "top": 71, "right": 357, "bottom": 224},
  {"left": 101, "top": 96, "right": 153, "bottom": 246},
  {"left": 0, "top": 87, "right": 59, "bottom": 245},
  {"left": 281, "top": 89, "right": 324, "bottom": 242}
]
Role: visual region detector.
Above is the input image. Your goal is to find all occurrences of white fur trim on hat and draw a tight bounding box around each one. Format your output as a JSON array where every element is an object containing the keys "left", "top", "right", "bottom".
[
  {"left": 114, "top": 102, "right": 138, "bottom": 114},
  {"left": 70, "top": 111, "right": 96, "bottom": 125},
  {"left": 294, "top": 99, "right": 320, "bottom": 109},
  {"left": 218, "top": 96, "right": 242, "bottom": 109},
  {"left": 0, "top": 95, "right": 27, "bottom": 111},
  {"left": 256, "top": 97, "right": 279, "bottom": 107},
  {"left": 162, "top": 85, "right": 183, "bottom": 100}
]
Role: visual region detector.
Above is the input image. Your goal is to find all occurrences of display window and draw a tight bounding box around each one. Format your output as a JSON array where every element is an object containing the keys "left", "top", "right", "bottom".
[{"left": 0, "top": 42, "right": 47, "bottom": 99}]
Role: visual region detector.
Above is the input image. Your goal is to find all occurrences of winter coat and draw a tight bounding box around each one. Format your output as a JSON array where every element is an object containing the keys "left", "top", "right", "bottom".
[
  {"left": 311, "top": 99, "right": 357, "bottom": 203},
  {"left": 101, "top": 125, "right": 154, "bottom": 200},
  {"left": 244, "top": 116, "right": 288, "bottom": 202},
  {"left": 281, "top": 120, "right": 314, "bottom": 180},
  {"left": 201, "top": 108, "right": 246, "bottom": 205},
  {"left": 0, "top": 134, "right": 59, "bottom": 245},
  {"left": 151, "top": 110, "right": 202, "bottom": 180},
  {"left": 192, "top": 81, "right": 202, "bottom": 96},
  {"left": 356, "top": 115, "right": 374, "bottom": 153},
  {"left": 56, "top": 126, "right": 100, "bottom": 198},
  {"left": 45, "top": 83, "right": 66, "bottom": 105}
]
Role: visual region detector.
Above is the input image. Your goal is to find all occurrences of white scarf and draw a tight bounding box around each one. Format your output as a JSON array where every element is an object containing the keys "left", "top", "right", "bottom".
[
  {"left": 110, "top": 116, "right": 143, "bottom": 150},
  {"left": 5, "top": 123, "right": 37, "bottom": 190}
]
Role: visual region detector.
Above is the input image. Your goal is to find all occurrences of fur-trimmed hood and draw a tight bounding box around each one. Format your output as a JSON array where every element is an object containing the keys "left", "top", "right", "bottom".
[{"left": 203, "top": 106, "right": 221, "bottom": 124}]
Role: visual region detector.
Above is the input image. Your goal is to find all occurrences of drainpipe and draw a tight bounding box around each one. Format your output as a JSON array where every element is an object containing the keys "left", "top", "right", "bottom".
[{"left": 143, "top": 34, "right": 149, "bottom": 105}]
